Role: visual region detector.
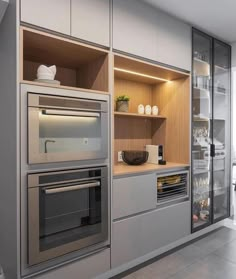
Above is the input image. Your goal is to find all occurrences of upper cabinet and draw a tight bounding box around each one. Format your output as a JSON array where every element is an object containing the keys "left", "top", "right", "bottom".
[
  {"left": 112, "top": 0, "right": 191, "bottom": 71},
  {"left": 71, "top": 0, "right": 110, "bottom": 47},
  {"left": 21, "top": 0, "right": 70, "bottom": 35}
]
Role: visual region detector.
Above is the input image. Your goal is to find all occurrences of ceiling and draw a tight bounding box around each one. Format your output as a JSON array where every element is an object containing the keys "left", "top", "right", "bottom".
[{"left": 143, "top": 0, "right": 236, "bottom": 43}]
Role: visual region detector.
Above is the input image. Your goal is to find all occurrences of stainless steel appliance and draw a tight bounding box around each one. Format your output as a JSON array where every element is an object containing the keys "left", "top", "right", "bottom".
[
  {"left": 28, "top": 93, "right": 108, "bottom": 164},
  {"left": 27, "top": 166, "right": 108, "bottom": 266}
]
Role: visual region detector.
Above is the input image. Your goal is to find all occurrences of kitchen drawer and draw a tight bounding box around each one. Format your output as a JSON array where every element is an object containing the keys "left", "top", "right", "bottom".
[
  {"left": 113, "top": 173, "right": 156, "bottom": 220},
  {"left": 33, "top": 248, "right": 110, "bottom": 279},
  {"left": 111, "top": 201, "right": 190, "bottom": 267}
]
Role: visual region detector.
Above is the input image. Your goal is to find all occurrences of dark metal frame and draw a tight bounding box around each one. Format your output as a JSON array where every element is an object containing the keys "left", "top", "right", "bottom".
[{"left": 191, "top": 28, "right": 231, "bottom": 233}]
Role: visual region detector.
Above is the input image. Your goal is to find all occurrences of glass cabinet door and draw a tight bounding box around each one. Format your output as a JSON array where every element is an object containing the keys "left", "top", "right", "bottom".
[
  {"left": 213, "top": 40, "right": 231, "bottom": 222},
  {"left": 192, "top": 30, "right": 212, "bottom": 231}
]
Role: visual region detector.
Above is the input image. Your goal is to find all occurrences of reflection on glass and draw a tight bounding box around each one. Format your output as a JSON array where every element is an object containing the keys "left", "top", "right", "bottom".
[
  {"left": 39, "top": 112, "right": 101, "bottom": 154},
  {"left": 213, "top": 41, "right": 230, "bottom": 221},
  {"left": 192, "top": 31, "right": 212, "bottom": 229},
  {"left": 39, "top": 184, "right": 102, "bottom": 251}
]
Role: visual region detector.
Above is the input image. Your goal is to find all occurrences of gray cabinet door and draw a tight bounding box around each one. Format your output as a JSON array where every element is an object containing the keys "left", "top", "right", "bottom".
[
  {"left": 113, "top": 174, "right": 157, "bottom": 220},
  {"left": 111, "top": 201, "right": 191, "bottom": 267},
  {"left": 112, "top": 0, "right": 191, "bottom": 70},
  {"left": 71, "top": 0, "right": 110, "bottom": 47},
  {"left": 21, "top": 0, "right": 70, "bottom": 35}
]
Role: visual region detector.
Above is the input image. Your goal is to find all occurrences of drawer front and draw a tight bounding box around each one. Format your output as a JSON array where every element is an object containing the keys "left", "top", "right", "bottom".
[
  {"left": 113, "top": 174, "right": 157, "bottom": 220},
  {"left": 112, "top": 201, "right": 191, "bottom": 267},
  {"left": 33, "top": 249, "right": 110, "bottom": 279}
]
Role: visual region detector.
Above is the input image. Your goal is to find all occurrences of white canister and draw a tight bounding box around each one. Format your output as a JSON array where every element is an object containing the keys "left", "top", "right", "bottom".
[
  {"left": 138, "top": 104, "right": 145, "bottom": 114},
  {"left": 152, "top": 106, "right": 159, "bottom": 115},
  {"left": 145, "top": 105, "right": 152, "bottom": 115}
]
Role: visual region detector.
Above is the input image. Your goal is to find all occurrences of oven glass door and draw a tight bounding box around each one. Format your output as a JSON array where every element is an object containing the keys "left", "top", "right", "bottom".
[
  {"left": 28, "top": 168, "right": 108, "bottom": 266},
  {"left": 28, "top": 93, "right": 108, "bottom": 164}
]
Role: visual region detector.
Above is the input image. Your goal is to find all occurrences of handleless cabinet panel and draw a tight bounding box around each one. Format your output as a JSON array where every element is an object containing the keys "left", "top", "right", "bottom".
[
  {"left": 113, "top": 0, "right": 158, "bottom": 61},
  {"left": 113, "top": 174, "right": 157, "bottom": 220},
  {"left": 111, "top": 201, "right": 191, "bottom": 267},
  {"left": 33, "top": 248, "right": 110, "bottom": 279},
  {"left": 112, "top": 0, "right": 191, "bottom": 70},
  {"left": 21, "top": 0, "right": 70, "bottom": 35},
  {"left": 71, "top": 0, "right": 110, "bottom": 47}
]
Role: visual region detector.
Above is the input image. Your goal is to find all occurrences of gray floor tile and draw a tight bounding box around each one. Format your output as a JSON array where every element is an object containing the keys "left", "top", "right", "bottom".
[
  {"left": 170, "top": 254, "right": 236, "bottom": 279},
  {"left": 191, "top": 233, "right": 225, "bottom": 255},
  {"left": 214, "top": 238, "right": 236, "bottom": 264},
  {"left": 120, "top": 227, "right": 236, "bottom": 279},
  {"left": 210, "top": 227, "right": 236, "bottom": 244}
]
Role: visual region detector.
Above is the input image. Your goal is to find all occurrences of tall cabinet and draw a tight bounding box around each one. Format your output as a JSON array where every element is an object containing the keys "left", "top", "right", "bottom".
[{"left": 192, "top": 29, "right": 231, "bottom": 232}]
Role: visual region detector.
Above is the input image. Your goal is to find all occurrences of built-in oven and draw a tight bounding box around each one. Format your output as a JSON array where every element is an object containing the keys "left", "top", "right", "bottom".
[
  {"left": 27, "top": 166, "right": 108, "bottom": 266},
  {"left": 28, "top": 93, "right": 108, "bottom": 164}
]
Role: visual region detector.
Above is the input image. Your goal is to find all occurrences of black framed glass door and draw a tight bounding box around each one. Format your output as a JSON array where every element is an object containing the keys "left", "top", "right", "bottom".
[{"left": 212, "top": 40, "right": 231, "bottom": 222}]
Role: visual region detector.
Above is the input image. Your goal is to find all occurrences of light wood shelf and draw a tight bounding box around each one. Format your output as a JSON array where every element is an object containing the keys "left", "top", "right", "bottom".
[
  {"left": 113, "top": 54, "right": 190, "bottom": 165},
  {"left": 21, "top": 80, "right": 109, "bottom": 95},
  {"left": 114, "top": 112, "right": 166, "bottom": 119},
  {"left": 20, "top": 26, "right": 109, "bottom": 93},
  {"left": 113, "top": 162, "right": 189, "bottom": 176}
]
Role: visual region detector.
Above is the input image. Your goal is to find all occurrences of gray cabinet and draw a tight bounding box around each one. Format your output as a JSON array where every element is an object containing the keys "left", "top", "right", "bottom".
[
  {"left": 71, "top": 0, "right": 110, "bottom": 47},
  {"left": 112, "top": 0, "right": 191, "bottom": 70},
  {"left": 21, "top": 0, "right": 70, "bottom": 35},
  {"left": 33, "top": 249, "right": 110, "bottom": 279},
  {"left": 111, "top": 201, "right": 191, "bottom": 267},
  {"left": 113, "top": 174, "right": 156, "bottom": 220}
]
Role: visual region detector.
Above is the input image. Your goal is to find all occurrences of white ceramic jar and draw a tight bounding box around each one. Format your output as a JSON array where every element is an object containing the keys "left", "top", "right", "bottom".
[
  {"left": 138, "top": 104, "right": 145, "bottom": 114},
  {"left": 145, "top": 105, "right": 151, "bottom": 115},
  {"left": 152, "top": 106, "right": 159, "bottom": 115}
]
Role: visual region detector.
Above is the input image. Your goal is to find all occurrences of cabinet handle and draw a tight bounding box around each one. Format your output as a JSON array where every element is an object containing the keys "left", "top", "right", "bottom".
[
  {"left": 210, "top": 144, "right": 215, "bottom": 157},
  {"left": 44, "top": 181, "right": 100, "bottom": 194}
]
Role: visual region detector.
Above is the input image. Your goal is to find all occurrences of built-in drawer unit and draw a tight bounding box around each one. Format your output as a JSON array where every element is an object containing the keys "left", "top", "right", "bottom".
[
  {"left": 33, "top": 248, "right": 110, "bottom": 279},
  {"left": 113, "top": 173, "right": 157, "bottom": 220},
  {"left": 111, "top": 201, "right": 191, "bottom": 268},
  {"left": 157, "top": 171, "right": 189, "bottom": 204}
]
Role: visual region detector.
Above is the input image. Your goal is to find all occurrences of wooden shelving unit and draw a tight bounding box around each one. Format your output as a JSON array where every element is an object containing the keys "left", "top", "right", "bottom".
[
  {"left": 20, "top": 27, "right": 109, "bottom": 94},
  {"left": 113, "top": 53, "right": 191, "bottom": 165},
  {"left": 114, "top": 112, "right": 166, "bottom": 119}
]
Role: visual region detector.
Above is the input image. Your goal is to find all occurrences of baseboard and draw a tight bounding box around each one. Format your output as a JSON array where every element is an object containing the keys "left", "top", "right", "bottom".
[{"left": 96, "top": 221, "right": 225, "bottom": 279}]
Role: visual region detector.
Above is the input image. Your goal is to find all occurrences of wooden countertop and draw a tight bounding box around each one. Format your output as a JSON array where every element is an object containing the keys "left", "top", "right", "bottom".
[{"left": 113, "top": 162, "right": 189, "bottom": 177}]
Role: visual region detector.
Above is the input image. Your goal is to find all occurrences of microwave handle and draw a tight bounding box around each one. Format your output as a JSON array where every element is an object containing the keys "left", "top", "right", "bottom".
[
  {"left": 44, "top": 181, "right": 100, "bottom": 194},
  {"left": 41, "top": 109, "right": 100, "bottom": 118}
]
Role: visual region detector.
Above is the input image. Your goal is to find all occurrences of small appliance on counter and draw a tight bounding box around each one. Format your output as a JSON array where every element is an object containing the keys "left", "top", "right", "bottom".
[
  {"left": 145, "top": 145, "right": 166, "bottom": 165},
  {"left": 122, "top": 150, "right": 149, "bottom": 165}
]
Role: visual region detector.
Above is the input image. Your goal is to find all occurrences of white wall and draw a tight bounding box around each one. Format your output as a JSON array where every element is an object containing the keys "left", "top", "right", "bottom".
[{"left": 232, "top": 42, "right": 236, "bottom": 67}]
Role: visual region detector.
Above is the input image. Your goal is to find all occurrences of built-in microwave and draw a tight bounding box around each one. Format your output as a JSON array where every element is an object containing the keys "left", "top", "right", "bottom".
[{"left": 27, "top": 92, "right": 108, "bottom": 164}]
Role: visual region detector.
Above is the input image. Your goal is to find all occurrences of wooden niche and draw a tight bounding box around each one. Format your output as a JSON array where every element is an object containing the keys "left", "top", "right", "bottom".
[
  {"left": 20, "top": 27, "right": 109, "bottom": 94},
  {"left": 113, "top": 54, "right": 190, "bottom": 165}
]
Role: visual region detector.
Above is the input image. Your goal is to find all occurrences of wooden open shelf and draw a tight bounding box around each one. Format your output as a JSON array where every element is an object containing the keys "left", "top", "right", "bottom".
[
  {"left": 113, "top": 54, "right": 190, "bottom": 165},
  {"left": 20, "top": 27, "right": 109, "bottom": 94},
  {"left": 114, "top": 112, "right": 166, "bottom": 119}
]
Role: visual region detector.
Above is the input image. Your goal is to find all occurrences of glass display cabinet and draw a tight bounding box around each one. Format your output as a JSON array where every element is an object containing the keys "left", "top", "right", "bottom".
[{"left": 192, "top": 29, "right": 231, "bottom": 232}]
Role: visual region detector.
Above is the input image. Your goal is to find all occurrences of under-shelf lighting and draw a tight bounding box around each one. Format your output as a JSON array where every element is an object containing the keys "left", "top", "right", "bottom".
[{"left": 114, "top": 67, "right": 170, "bottom": 82}]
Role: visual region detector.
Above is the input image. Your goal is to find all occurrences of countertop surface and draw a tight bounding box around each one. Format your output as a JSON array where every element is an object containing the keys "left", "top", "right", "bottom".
[{"left": 113, "top": 162, "right": 189, "bottom": 177}]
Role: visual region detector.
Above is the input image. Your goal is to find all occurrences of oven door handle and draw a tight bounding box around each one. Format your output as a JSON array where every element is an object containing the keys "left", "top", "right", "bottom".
[
  {"left": 44, "top": 181, "right": 100, "bottom": 194},
  {"left": 41, "top": 109, "right": 100, "bottom": 118}
]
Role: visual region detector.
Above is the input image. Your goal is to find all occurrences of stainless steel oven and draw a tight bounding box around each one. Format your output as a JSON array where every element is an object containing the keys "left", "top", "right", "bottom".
[
  {"left": 27, "top": 167, "right": 108, "bottom": 266},
  {"left": 28, "top": 93, "right": 108, "bottom": 164}
]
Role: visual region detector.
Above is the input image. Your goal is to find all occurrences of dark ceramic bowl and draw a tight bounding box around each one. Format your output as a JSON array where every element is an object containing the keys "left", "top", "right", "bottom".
[{"left": 122, "top": 150, "right": 149, "bottom": 165}]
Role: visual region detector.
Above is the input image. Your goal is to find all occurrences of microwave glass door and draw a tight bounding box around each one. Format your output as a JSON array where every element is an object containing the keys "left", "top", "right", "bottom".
[
  {"left": 28, "top": 93, "right": 108, "bottom": 164},
  {"left": 28, "top": 168, "right": 108, "bottom": 266}
]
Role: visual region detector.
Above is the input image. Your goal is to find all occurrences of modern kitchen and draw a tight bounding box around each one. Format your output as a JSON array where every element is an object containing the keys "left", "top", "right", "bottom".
[{"left": 0, "top": 1, "right": 235, "bottom": 279}]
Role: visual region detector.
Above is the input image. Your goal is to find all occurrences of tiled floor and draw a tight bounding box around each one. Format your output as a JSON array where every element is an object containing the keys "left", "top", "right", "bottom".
[{"left": 116, "top": 226, "right": 236, "bottom": 279}]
